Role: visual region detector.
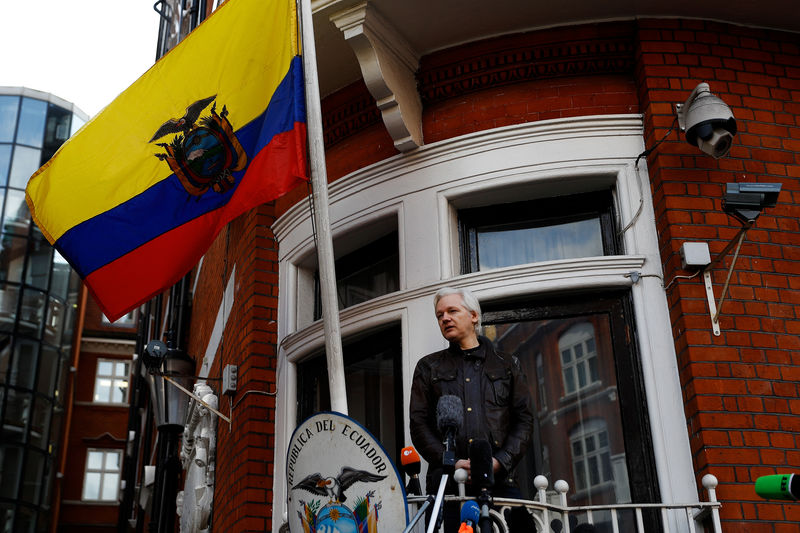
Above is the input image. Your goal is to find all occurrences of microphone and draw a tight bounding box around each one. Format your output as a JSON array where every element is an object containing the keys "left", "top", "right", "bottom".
[
  {"left": 400, "top": 446, "right": 422, "bottom": 495},
  {"left": 755, "top": 474, "right": 800, "bottom": 500},
  {"left": 436, "top": 395, "right": 463, "bottom": 473},
  {"left": 469, "top": 439, "right": 495, "bottom": 489},
  {"left": 458, "top": 500, "right": 480, "bottom": 533}
]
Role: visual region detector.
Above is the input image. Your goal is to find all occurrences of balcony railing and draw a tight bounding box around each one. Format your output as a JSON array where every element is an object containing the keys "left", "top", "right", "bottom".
[{"left": 407, "top": 473, "right": 722, "bottom": 533}]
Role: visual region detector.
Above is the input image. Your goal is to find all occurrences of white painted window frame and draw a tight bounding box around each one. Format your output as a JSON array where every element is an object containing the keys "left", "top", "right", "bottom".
[{"left": 81, "top": 448, "right": 122, "bottom": 502}]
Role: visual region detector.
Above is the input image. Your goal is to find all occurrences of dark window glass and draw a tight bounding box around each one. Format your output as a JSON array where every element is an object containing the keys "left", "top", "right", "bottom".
[
  {"left": 297, "top": 324, "right": 403, "bottom": 466},
  {"left": 0, "top": 285, "right": 20, "bottom": 331},
  {"left": 36, "top": 347, "right": 58, "bottom": 396},
  {"left": 49, "top": 255, "right": 71, "bottom": 300},
  {"left": 9, "top": 146, "right": 41, "bottom": 189},
  {"left": 483, "top": 292, "right": 659, "bottom": 528},
  {"left": 10, "top": 340, "right": 38, "bottom": 389},
  {"left": 29, "top": 397, "right": 51, "bottom": 451},
  {"left": 25, "top": 235, "right": 52, "bottom": 290},
  {"left": 459, "top": 191, "right": 619, "bottom": 273},
  {"left": 0, "top": 234, "right": 28, "bottom": 283},
  {"left": 0, "top": 96, "right": 19, "bottom": 142},
  {"left": 3, "top": 390, "right": 32, "bottom": 441},
  {"left": 0, "top": 445, "right": 24, "bottom": 498},
  {"left": 18, "top": 289, "right": 45, "bottom": 337},
  {"left": 41, "top": 105, "right": 72, "bottom": 163},
  {"left": 0, "top": 145, "right": 11, "bottom": 186},
  {"left": 20, "top": 449, "right": 44, "bottom": 504},
  {"left": 15, "top": 98, "right": 47, "bottom": 148},
  {"left": 314, "top": 231, "right": 399, "bottom": 320}
]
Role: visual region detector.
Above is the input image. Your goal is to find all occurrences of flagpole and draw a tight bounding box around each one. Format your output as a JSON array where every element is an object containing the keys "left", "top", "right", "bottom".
[{"left": 298, "top": 0, "right": 349, "bottom": 415}]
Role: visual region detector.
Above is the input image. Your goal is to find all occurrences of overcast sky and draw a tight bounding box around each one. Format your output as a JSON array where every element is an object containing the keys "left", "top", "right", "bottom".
[{"left": 2, "top": 0, "right": 161, "bottom": 117}]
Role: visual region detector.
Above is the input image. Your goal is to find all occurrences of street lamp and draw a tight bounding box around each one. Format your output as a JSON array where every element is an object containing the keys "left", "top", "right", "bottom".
[{"left": 142, "top": 339, "right": 195, "bottom": 532}]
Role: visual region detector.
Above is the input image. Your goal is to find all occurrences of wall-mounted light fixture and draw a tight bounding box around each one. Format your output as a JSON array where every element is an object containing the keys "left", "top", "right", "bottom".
[{"left": 675, "top": 82, "right": 737, "bottom": 159}]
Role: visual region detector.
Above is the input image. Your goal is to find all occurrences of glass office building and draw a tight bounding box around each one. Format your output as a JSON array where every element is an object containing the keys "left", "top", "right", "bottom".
[{"left": 0, "top": 87, "right": 86, "bottom": 533}]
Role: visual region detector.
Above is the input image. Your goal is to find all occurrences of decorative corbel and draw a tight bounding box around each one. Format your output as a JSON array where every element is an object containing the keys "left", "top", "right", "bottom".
[{"left": 330, "top": 1, "right": 423, "bottom": 151}]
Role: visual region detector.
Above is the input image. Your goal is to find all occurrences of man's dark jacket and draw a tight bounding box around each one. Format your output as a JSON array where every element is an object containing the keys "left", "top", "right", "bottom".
[{"left": 409, "top": 336, "right": 534, "bottom": 481}]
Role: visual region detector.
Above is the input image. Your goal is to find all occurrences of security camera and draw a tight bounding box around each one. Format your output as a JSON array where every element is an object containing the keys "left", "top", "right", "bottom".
[
  {"left": 676, "top": 82, "right": 737, "bottom": 159},
  {"left": 723, "top": 182, "right": 782, "bottom": 223},
  {"left": 142, "top": 339, "right": 168, "bottom": 371}
]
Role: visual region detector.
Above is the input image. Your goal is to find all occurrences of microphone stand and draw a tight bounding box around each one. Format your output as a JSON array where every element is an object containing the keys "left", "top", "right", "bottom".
[
  {"left": 403, "top": 494, "right": 435, "bottom": 533},
  {"left": 477, "top": 488, "right": 492, "bottom": 533},
  {"left": 425, "top": 473, "right": 450, "bottom": 533}
]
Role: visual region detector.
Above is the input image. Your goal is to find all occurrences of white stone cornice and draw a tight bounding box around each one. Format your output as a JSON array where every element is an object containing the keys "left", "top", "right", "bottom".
[
  {"left": 80, "top": 337, "right": 136, "bottom": 356},
  {"left": 330, "top": 1, "right": 423, "bottom": 151}
]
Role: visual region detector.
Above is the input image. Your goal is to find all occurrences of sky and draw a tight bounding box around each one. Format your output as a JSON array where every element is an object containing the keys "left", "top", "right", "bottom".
[{"left": 1, "top": 0, "right": 161, "bottom": 117}]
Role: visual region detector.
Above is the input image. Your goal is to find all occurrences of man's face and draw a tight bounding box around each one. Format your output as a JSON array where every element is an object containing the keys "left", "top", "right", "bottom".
[{"left": 435, "top": 293, "right": 479, "bottom": 347}]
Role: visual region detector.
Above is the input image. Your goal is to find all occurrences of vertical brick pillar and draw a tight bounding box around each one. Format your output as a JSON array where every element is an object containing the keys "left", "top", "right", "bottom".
[{"left": 636, "top": 18, "right": 800, "bottom": 529}]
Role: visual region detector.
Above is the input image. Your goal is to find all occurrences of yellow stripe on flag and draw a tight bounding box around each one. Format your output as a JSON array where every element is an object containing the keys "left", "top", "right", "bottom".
[{"left": 26, "top": 0, "right": 298, "bottom": 243}]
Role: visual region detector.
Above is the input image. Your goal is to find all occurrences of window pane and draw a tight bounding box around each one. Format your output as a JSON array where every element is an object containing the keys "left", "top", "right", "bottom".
[
  {"left": 42, "top": 105, "right": 72, "bottom": 163},
  {"left": 0, "top": 284, "right": 20, "bottom": 330},
  {"left": 297, "top": 325, "right": 401, "bottom": 465},
  {"left": 4, "top": 189, "right": 31, "bottom": 233},
  {"left": 115, "top": 362, "right": 128, "bottom": 376},
  {"left": 21, "top": 451, "right": 44, "bottom": 504},
  {"left": 94, "top": 379, "right": 111, "bottom": 402},
  {"left": 37, "top": 347, "right": 58, "bottom": 396},
  {"left": 477, "top": 217, "right": 603, "bottom": 269},
  {"left": 102, "top": 473, "right": 119, "bottom": 501},
  {"left": 111, "top": 379, "right": 128, "bottom": 403},
  {"left": 16, "top": 98, "right": 47, "bottom": 148},
  {"left": 25, "top": 235, "right": 52, "bottom": 290},
  {"left": 9, "top": 146, "right": 41, "bottom": 189},
  {"left": 486, "top": 302, "right": 641, "bottom": 505},
  {"left": 18, "top": 289, "right": 45, "bottom": 336},
  {"left": 50, "top": 253, "right": 70, "bottom": 299},
  {"left": 0, "top": 96, "right": 20, "bottom": 142},
  {"left": 70, "top": 115, "right": 86, "bottom": 137},
  {"left": 0, "top": 145, "right": 11, "bottom": 186},
  {"left": 87, "top": 451, "right": 103, "bottom": 470},
  {"left": 10, "top": 340, "right": 38, "bottom": 389},
  {"left": 0, "top": 234, "right": 27, "bottom": 283},
  {"left": 44, "top": 297, "right": 65, "bottom": 346},
  {"left": 104, "top": 451, "right": 120, "bottom": 470},
  {"left": 0, "top": 445, "right": 24, "bottom": 498},
  {"left": 98, "top": 361, "right": 113, "bottom": 376},
  {"left": 82, "top": 472, "right": 101, "bottom": 500}
]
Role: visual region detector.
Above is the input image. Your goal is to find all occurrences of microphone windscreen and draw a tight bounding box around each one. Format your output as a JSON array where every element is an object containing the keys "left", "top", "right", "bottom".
[
  {"left": 460, "top": 500, "right": 480, "bottom": 525},
  {"left": 755, "top": 474, "right": 800, "bottom": 500},
  {"left": 400, "top": 446, "right": 421, "bottom": 475},
  {"left": 469, "top": 439, "right": 494, "bottom": 488},
  {"left": 436, "top": 395, "right": 463, "bottom": 433}
]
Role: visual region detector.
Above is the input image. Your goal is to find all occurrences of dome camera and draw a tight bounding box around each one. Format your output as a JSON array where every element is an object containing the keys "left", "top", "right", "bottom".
[
  {"left": 676, "top": 83, "right": 737, "bottom": 159},
  {"left": 142, "top": 339, "right": 168, "bottom": 371}
]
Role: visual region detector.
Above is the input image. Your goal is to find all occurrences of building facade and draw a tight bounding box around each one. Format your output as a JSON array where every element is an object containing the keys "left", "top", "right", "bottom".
[
  {"left": 117, "top": 1, "right": 799, "bottom": 532},
  {"left": 0, "top": 87, "right": 86, "bottom": 533}
]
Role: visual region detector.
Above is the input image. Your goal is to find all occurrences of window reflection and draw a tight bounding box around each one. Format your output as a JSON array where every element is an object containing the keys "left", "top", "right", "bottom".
[
  {"left": 18, "top": 289, "right": 46, "bottom": 336},
  {"left": 42, "top": 104, "right": 72, "bottom": 163},
  {"left": 3, "top": 189, "right": 31, "bottom": 233},
  {"left": 0, "top": 145, "right": 11, "bottom": 186},
  {"left": 15, "top": 98, "right": 47, "bottom": 148},
  {"left": 25, "top": 234, "right": 52, "bottom": 290},
  {"left": 0, "top": 96, "right": 20, "bottom": 143},
  {"left": 0, "top": 285, "right": 20, "bottom": 331},
  {"left": 8, "top": 145, "right": 41, "bottom": 189},
  {"left": 486, "top": 310, "right": 633, "bottom": 508},
  {"left": 0, "top": 234, "right": 27, "bottom": 283}
]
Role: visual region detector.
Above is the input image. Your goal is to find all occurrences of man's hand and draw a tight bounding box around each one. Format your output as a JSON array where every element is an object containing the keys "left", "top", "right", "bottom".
[{"left": 493, "top": 457, "right": 501, "bottom": 473}]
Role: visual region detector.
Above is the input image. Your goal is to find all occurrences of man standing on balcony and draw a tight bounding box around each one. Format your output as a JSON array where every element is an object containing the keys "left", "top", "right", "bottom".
[{"left": 409, "top": 286, "right": 534, "bottom": 531}]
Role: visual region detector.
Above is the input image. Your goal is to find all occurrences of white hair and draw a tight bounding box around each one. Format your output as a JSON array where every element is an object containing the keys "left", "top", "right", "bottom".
[{"left": 433, "top": 287, "right": 482, "bottom": 335}]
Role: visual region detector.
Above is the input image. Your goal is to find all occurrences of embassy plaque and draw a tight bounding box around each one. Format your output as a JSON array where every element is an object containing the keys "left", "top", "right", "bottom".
[{"left": 287, "top": 412, "right": 408, "bottom": 532}]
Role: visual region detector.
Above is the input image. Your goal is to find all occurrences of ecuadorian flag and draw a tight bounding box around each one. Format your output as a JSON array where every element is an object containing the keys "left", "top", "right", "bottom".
[{"left": 26, "top": 0, "right": 307, "bottom": 321}]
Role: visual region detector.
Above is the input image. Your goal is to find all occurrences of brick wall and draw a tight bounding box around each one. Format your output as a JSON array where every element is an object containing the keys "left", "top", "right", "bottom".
[
  {"left": 187, "top": 205, "right": 281, "bottom": 531},
  {"left": 637, "top": 18, "right": 800, "bottom": 530}
]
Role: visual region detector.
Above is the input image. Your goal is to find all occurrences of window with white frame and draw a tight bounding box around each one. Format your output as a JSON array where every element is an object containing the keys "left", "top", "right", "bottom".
[
  {"left": 93, "top": 359, "right": 130, "bottom": 404},
  {"left": 559, "top": 322, "right": 599, "bottom": 396},
  {"left": 82, "top": 448, "right": 122, "bottom": 501},
  {"left": 570, "top": 419, "right": 614, "bottom": 492}
]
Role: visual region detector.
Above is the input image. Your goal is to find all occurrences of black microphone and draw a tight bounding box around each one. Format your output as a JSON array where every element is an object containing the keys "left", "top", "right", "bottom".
[
  {"left": 469, "top": 439, "right": 495, "bottom": 489},
  {"left": 400, "top": 446, "right": 422, "bottom": 495},
  {"left": 436, "top": 395, "right": 463, "bottom": 474}
]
